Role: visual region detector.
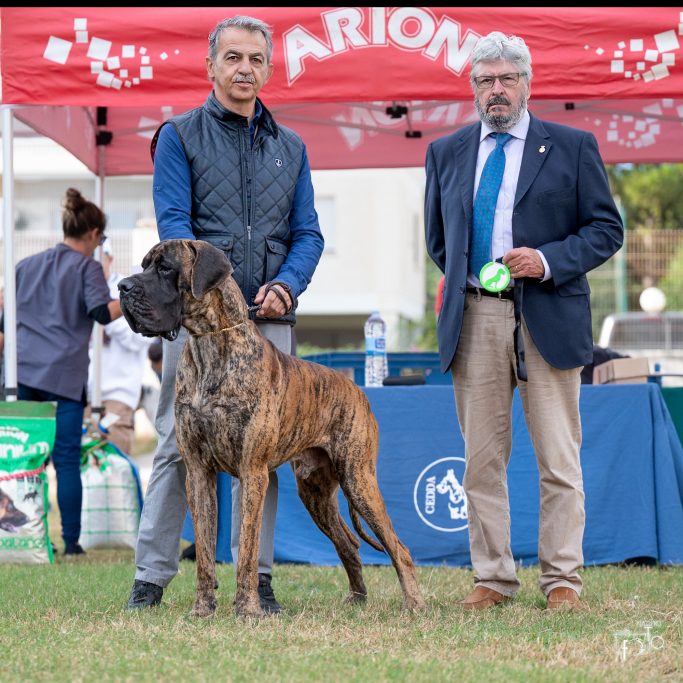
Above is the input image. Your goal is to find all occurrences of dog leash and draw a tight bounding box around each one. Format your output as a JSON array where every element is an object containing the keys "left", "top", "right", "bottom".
[
  {"left": 243, "top": 284, "right": 292, "bottom": 317},
  {"left": 191, "top": 301, "right": 266, "bottom": 337},
  {"left": 512, "top": 281, "right": 528, "bottom": 382}
]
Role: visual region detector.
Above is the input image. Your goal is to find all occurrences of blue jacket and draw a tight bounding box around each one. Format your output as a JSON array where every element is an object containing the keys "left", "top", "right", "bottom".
[{"left": 425, "top": 113, "right": 624, "bottom": 372}]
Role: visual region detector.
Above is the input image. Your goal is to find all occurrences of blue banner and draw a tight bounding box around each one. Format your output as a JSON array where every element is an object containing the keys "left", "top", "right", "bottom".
[{"left": 183, "top": 384, "right": 683, "bottom": 567}]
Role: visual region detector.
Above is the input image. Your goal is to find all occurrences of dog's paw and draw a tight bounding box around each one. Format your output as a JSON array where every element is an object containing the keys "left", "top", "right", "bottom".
[
  {"left": 344, "top": 591, "right": 367, "bottom": 605},
  {"left": 402, "top": 594, "right": 427, "bottom": 612},
  {"left": 235, "top": 606, "right": 267, "bottom": 620},
  {"left": 235, "top": 596, "right": 266, "bottom": 619},
  {"left": 190, "top": 599, "right": 217, "bottom": 618}
]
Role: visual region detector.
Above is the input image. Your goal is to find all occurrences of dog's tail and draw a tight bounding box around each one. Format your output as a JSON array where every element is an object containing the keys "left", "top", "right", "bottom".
[{"left": 346, "top": 504, "right": 385, "bottom": 553}]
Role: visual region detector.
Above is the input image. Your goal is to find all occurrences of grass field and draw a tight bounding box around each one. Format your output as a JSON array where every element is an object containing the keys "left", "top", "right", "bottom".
[
  {"left": 0, "top": 550, "right": 681, "bottom": 683},
  {"left": 3, "top": 453, "right": 681, "bottom": 682}
]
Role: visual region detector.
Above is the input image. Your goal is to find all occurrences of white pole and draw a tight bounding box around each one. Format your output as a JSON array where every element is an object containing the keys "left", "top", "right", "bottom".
[
  {"left": 90, "top": 148, "right": 105, "bottom": 421},
  {"left": 2, "top": 107, "right": 17, "bottom": 401}
]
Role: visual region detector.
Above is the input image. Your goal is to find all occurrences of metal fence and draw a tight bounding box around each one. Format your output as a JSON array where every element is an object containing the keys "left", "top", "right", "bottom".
[
  {"left": 588, "top": 229, "right": 683, "bottom": 340},
  {"left": 0, "top": 230, "right": 143, "bottom": 285}
]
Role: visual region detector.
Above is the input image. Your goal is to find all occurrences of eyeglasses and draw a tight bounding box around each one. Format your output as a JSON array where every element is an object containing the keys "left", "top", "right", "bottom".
[{"left": 473, "top": 73, "right": 523, "bottom": 90}]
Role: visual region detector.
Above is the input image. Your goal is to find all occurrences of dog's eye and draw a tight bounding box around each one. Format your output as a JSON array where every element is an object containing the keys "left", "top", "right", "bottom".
[{"left": 158, "top": 264, "right": 173, "bottom": 275}]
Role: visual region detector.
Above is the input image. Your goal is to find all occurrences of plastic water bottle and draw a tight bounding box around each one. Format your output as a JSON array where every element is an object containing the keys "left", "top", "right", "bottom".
[
  {"left": 648, "top": 362, "right": 663, "bottom": 387},
  {"left": 364, "top": 310, "right": 388, "bottom": 387}
]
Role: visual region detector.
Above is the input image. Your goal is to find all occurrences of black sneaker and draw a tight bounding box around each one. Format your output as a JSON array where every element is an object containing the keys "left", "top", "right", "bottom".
[
  {"left": 179, "top": 543, "right": 196, "bottom": 561},
  {"left": 257, "top": 573, "right": 282, "bottom": 615},
  {"left": 126, "top": 579, "right": 163, "bottom": 610},
  {"left": 63, "top": 542, "right": 86, "bottom": 556}
]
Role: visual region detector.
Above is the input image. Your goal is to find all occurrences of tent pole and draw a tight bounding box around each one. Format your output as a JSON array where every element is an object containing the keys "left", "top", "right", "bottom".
[
  {"left": 2, "top": 107, "right": 17, "bottom": 402},
  {"left": 90, "top": 148, "right": 105, "bottom": 423}
]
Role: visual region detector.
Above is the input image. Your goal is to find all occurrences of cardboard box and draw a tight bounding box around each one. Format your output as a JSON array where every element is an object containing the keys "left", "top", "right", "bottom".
[{"left": 593, "top": 357, "right": 651, "bottom": 385}]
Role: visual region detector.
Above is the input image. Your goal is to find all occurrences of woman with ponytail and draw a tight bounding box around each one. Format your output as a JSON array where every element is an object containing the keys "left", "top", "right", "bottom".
[{"left": 10, "top": 188, "right": 122, "bottom": 556}]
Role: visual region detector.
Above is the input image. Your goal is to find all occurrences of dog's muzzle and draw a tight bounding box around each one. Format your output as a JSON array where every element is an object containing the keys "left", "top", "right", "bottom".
[{"left": 118, "top": 276, "right": 181, "bottom": 341}]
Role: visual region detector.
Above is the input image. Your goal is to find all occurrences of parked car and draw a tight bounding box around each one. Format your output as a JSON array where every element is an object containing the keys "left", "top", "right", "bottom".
[{"left": 598, "top": 311, "right": 683, "bottom": 387}]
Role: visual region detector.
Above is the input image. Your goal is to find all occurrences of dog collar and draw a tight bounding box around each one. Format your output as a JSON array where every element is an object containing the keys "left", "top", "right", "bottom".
[{"left": 191, "top": 321, "right": 247, "bottom": 337}]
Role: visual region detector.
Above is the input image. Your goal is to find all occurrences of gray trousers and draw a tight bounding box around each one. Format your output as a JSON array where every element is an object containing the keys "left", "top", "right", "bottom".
[{"left": 134, "top": 323, "right": 292, "bottom": 588}]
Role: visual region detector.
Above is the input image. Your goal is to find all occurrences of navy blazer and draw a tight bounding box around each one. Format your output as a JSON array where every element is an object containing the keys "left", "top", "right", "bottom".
[{"left": 425, "top": 113, "right": 624, "bottom": 373}]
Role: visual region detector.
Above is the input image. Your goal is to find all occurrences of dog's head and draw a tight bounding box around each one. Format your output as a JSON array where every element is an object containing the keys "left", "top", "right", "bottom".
[
  {"left": 118, "top": 240, "right": 233, "bottom": 341},
  {"left": 0, "top": 487, "right": 30, "bottom": 533}
]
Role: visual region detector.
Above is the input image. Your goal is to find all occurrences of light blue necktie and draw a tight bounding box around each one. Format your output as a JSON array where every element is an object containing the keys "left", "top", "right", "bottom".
[{"left": 469, "top": 132, "right": 513, "bottom": 278}]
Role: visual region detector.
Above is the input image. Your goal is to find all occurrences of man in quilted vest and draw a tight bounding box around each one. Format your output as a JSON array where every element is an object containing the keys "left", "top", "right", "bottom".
[{"left": 126, "top": 15, "right": 324, "bottom": 614}]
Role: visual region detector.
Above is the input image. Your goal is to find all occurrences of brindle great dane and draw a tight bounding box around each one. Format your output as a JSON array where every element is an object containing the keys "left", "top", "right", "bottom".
[{"left": 118, "top": 239, "right": 425, "bottom": 618}]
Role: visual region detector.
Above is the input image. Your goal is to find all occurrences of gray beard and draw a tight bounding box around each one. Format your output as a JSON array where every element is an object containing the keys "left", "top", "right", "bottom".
[{"left": 475, "top": 93, "right": 528, "bottom": 132}]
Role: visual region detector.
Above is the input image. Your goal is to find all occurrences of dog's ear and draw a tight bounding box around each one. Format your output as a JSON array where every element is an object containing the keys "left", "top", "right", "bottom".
[
  {"left": 188, "top": 241, "right": 234, "bottom": 298},
  {"left": 141, "top": 242, "right": 163, "bottom": 270}
]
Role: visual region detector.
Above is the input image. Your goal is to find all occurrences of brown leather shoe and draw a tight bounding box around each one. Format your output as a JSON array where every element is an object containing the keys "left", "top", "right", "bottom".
[
  {"left": 460, "top": 586, "right": 510, "bottom": 611},
  {"left": 546, "top": 587, "right": 582, "bottom": 610}
]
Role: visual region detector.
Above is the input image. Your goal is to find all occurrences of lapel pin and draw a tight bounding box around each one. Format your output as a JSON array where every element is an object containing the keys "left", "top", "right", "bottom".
[{"left": 539, "top": 145, "right": 546, "bottom": 153}]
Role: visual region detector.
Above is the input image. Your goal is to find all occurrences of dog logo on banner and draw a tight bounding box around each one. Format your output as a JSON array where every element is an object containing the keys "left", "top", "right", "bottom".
[{"left": 413, "top": 457, "right": 468, "bottom": 532}]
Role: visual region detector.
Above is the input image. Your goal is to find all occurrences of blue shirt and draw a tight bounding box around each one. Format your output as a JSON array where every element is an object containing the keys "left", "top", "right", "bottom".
[{"left": 152, "top": 100, "right": 324, "bottom": 299}]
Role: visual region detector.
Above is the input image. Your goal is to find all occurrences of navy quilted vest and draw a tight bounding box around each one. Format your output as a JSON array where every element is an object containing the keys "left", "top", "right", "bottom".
[{"left": 157, "top": 93, "right": 303, "bottom": 323}]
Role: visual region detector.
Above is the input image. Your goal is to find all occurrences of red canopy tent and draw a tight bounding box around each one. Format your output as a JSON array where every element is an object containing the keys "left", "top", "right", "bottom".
[
  {"left": 2, "top": 6, "right": 683, "bottom": 174},
  {"left": 1, "top": 6, "right": 683, "bottom": 398}
]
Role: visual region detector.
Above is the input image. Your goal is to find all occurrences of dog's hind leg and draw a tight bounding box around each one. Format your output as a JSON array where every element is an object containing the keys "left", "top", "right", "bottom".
[
  {"left": 293, "top": 450, "right": 367, "bottom": 604},
  {"left": 338, "top": 453, "right": 426, "bottom": 612},
  {"left": 185, "top": 464, "right": 218, "bottom": 617}
]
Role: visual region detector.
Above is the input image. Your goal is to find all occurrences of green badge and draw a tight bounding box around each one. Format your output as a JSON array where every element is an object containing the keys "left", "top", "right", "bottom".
[{"left": 479, "top": 261, "right": 511, "bottom": 292}]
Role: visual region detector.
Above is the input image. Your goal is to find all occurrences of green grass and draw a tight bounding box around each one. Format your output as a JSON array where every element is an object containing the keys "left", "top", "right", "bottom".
[{"left": 0, "top": 553, "right": 681, "bottom": 683}]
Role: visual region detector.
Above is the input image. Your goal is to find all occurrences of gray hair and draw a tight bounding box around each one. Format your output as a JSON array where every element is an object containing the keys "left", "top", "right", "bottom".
[
  {"left": 208, "top": 16, "right": 273, "bottom": 64},
  {"left": 470, "top": 31, "right": 532, "bottom": 88}
]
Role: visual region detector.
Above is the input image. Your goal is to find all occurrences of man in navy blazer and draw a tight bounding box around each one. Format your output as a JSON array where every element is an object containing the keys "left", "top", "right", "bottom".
[{"left": 425, "top": 32, "right": 623, "bottom": 611}]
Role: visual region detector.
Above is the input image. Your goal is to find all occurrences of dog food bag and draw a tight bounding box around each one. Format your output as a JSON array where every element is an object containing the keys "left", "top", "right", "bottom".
[
  {"left": 80, "top": 434, "right": 143, "bottom": 550},
  {"left": 0, "top": 401, "right": 56, "bottom": 564}
]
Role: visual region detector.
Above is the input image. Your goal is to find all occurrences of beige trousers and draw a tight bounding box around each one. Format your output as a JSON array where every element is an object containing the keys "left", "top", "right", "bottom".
[
  {"left": 85, "top": 400, "right": 135, "bottom": 455},
  {"left": 451, "top": 291, "right": 584, "bottom": 597},
  {"left": 102, "top": 399, "right": 135, "bottom": 456}
]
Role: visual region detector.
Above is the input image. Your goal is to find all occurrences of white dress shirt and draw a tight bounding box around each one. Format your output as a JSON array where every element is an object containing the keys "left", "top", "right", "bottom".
[{"left": 470, "top": 109, "right": 551, "bottom": 286}]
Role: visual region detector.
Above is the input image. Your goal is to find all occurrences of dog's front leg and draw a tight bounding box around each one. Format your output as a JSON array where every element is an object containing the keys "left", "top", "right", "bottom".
[
  {"left": 185, "top": 464, "right": 218, "bottom": 617},
  {"left": 234, "top": 467, "right": 269, "bottom": 619}
]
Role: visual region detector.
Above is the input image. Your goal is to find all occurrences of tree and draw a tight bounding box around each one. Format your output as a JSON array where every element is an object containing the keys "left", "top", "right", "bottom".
[{"left": 608, "top": 164, "right": 683, "bottom": 230}]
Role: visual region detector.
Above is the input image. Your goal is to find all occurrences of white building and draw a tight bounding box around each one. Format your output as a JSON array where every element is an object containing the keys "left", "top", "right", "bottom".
[{"left": 0, "top": 126, "right": 426, "bottom": 351}]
